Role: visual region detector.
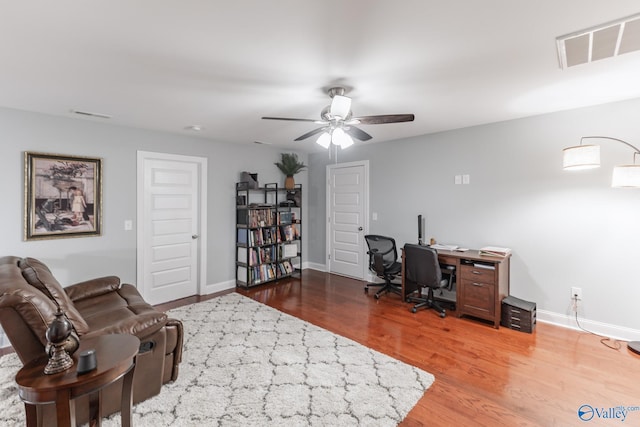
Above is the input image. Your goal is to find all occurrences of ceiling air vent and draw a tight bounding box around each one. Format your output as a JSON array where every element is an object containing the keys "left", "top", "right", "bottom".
[{"left": 556, "top": 13, "right": 640, "bottom": 69}]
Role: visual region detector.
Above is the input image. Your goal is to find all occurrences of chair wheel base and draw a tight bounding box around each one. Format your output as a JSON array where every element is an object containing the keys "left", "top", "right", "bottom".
[
  {"left": 374, "top": 294, "right": 380, "bottom": 300},
  {"left": 439, "top": 312, "right": 446, "bottom": 318},
  {"left": 411, "top": 307, "right": 417, "bottom": 313}
]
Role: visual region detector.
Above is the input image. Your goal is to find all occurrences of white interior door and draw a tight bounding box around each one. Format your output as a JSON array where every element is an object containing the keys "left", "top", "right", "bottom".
[
  {"left": 326, "top": 161, "right": 368, "bottom": 279},
  {"left": 137, "top": 151, "right": 207, "bottom": 305}
]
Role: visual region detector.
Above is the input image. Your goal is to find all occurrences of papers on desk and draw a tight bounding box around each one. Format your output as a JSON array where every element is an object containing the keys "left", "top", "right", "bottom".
[
  {"left": 430, "top": 243, "right": 458, "bottom": 251},
  {"left": 479, "top": 246, "right": 512, "bottom": 257},
  {"left": 430, "top": 243, "right": 468, "bottom": 252}
]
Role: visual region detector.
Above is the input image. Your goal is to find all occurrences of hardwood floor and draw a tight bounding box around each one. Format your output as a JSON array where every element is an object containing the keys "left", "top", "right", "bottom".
[{"left": 158, "top": 269, "right": 640, "bottom": 426}]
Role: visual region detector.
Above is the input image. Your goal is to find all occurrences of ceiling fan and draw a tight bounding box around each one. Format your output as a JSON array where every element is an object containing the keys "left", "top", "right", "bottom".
[{"left": 261, "top": 87, "right": 415, "bottom": 149}]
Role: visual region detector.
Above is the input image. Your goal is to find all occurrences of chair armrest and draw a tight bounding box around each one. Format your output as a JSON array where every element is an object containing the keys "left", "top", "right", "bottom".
[
  {"left": 81, "top": 310, "right": 168, "bottom": 340},
  {"left": 373, "top": 253, "right": 386, "bottom": 275},
  {"left": 64, "top": 276, "right": 121, "bottom": 302}
]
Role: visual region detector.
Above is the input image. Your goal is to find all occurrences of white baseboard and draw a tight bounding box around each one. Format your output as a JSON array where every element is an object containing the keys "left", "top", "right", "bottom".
[
  {"left": 305, "top": 262, "right": 326, "bottom": 272},
  {"left": 537, "top": 309, "right": 640, "bottom": 342},
  {"left": 202, "top": 279, "right": 235, "bottom": 295}
]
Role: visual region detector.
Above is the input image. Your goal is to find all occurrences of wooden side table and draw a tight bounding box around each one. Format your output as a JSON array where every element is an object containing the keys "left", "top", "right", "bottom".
[{"left": 15, "top": 334, "right": 140, "bottom": 427}]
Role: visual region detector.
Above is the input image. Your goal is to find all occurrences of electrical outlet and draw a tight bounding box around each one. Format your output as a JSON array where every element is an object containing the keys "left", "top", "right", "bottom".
[{"left": 571, "top": 287, "right": 582, "bottom": 302}]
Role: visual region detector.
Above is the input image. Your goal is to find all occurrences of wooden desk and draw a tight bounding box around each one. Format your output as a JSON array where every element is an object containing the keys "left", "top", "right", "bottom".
[
  {"left": 402, "top": 249, "right": 510, "bottom": 328},
  {"left": 15, "top": 334, "right": 139, "bottom": 427}
]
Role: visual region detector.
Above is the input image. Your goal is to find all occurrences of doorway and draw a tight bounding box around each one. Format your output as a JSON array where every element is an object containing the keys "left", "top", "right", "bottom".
[
  {"left": 136, "top": 151, "right": 207, "bottom": 305},
  {"left": 326, "top": 161, "right": 369, "bottom": 280}
]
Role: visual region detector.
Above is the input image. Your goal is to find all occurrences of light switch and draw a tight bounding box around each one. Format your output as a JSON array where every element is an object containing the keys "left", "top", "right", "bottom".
[
  {"left": 124, "top": 220, "right": 133, "bottom": 231},
  {"left": 463, "top": 174, "right": 470, "bottom": 184},
  {"left": 454, "top": 175, "right": 462, "bottom": 185}
]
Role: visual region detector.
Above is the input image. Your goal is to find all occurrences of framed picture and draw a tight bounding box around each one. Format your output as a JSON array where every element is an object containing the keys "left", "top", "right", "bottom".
[{"left": 24, "top": 152, "right": 102, "bottom": 240}]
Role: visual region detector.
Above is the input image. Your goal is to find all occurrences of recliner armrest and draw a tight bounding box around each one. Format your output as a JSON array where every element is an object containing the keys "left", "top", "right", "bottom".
[
  {"left": 64, "top": 276, "right": 121, "bottom": 302},
  {"left": 81, "top": 309, "right": 168, "bottom": 340}
]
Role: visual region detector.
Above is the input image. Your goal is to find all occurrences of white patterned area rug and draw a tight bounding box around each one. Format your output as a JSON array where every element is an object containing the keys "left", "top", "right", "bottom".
[{"left": 0, "top": 293, "right": 434, "bottom": 426}]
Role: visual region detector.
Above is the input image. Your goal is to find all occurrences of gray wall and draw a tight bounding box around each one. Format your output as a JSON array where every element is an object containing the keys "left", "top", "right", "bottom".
[
  {"left": 3, "top": 95, "right": 639, "bottom": 342},
  {"left": 0, "top": 107, "right": 308, "bottom": 346},
  {"left": 308, "top": 97, "right": 640, "bottom": 335}
]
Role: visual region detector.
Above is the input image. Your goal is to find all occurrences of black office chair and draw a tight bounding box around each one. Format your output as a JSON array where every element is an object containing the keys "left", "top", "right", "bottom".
[
  {"left": 403, "top": 243, "right": 451, "bottom": 317},
  {"left": 364, "top": 235, "right": 402, "bottom": 299}
]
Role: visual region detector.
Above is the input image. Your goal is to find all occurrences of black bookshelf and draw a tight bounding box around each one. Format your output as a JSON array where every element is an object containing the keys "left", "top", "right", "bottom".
[{"left": 236, "top": 182, "right": 302, "bottom": 287}]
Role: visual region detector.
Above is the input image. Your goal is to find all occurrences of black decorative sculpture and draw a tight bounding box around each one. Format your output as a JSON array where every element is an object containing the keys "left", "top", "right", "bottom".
[{"left": 44, "top": 308, "right": 75, "bottom": 374}]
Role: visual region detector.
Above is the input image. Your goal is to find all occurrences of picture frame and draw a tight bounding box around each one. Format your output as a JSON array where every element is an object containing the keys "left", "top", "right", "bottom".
[{"left": 24, "top": 152, "right": 102, "bottom": 240}]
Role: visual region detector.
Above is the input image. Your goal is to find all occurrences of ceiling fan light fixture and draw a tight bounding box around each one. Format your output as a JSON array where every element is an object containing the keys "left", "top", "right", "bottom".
[
  {"left": 330, "top": 95, "right": 351, "bottom": 119},
  {"left": 262, "top": 86, "right": 415, "bottom": 144},
  {"left": 332, "top": 128, "right": 353, "bottom": 149},
  {"left": 340, "top": 134, "right": 354, "bottom": 149},
  {"left": 316, "top": 132, "right": 331, "bottom": 148}
]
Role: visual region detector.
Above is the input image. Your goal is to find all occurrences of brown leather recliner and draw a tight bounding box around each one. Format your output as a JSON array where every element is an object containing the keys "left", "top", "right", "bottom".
[{"left": 0, "top": 256, "right": 183, "bottom": 425}]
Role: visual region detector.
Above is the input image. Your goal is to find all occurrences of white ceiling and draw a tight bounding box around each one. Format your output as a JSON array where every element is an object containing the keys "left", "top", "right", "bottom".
[{"left": 2, "top": 1, "right": 640, "bottom": 151}]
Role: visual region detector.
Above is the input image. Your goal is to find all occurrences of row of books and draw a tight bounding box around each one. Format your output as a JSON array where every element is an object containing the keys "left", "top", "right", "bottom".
[
  {"left": 236, "top": 261, "right": 297, "bottom": 285},
  {"left": 237, "top": 208, "right": 299, "bottom": 228},
  {"left": 237, "top": 228, "right": 277, "bottom": 246},
  {"left": 237, "top": 244, "right": 298, "bottom": 266},
  {"left": 237, "top": 208, "right": 276, "bottom": 228},
  {"left": 249, "top": 246, "right": 277, "bottom": 266},
  {"left": 278, "top": 260, "right": 295, "bottom": 275},
  {"left": 237, "top": 225, "right": 300, "bottom": 246},
  {"left": 280, "top": 224, "right": 299, "bottom": 242}
]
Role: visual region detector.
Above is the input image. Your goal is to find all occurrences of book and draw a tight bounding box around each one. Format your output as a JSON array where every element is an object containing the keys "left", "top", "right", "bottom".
[{"left": 479, "top": 246, "right": 512, "bottom": 257}]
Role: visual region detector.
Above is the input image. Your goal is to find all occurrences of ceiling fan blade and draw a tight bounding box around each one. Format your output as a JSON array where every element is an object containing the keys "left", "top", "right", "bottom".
[
  {"left": 345, "top": 126, "right": 372, "bottom": 141},
  {"left": 351, "top": 114, "right": 415, "bottom": 125},
  {"left": 294, "top": 126, "right": 329, "bottom": 141},
  {"left": 262, "top": 116, "right": 320, "bottom": 123}
]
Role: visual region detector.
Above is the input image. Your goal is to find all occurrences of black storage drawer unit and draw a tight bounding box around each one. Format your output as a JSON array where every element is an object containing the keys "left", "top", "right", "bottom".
[{"left": 501, "top": 295, "right": 536, "bottom": 333}]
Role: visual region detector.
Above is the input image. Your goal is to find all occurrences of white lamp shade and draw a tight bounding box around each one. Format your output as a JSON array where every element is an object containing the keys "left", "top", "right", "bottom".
[
  {"left": 563, "top": 145, "right": 601, "bottom": 170},
  {"left": 331, "top": 128, "right": 353, "bottom": 148},
  {"left": 316, "top": 132, "right": 331, "bottom": 148},
  {"left": 330, "top": 95, "right": 351, "bottom": 119},
  {"left": 340, "top": 134, "right": 354, "bottom": 149},
  {"left": 611, "top": 165, "right": 640, "bottom": 188}
]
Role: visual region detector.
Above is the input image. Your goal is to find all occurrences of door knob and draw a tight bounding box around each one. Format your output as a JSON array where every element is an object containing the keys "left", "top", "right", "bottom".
[
  {"left": 192, "top": 234, "right": 199, "bottom": 239},
  {"left": 358, "top": 227, "right": 363, "bottom": 231}
]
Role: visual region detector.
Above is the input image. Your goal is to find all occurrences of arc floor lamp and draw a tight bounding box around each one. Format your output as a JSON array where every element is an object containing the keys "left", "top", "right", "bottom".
[
  {"left": 563, "top": 136, "right": 640, "bottom": 187},
  {"left": 563, "top": 136, "right": 640, "bottom": 354}
]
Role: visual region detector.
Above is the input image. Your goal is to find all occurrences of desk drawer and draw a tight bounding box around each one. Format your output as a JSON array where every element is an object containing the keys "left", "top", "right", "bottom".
[
  {"left": 460, "top": 265, "right": 495, "bottom": 282},
  {"left": 438, "top": 255, "right": 458, "bottom": 266},
  {"left": 460, "top": 279, "right": 495, "bottom": 318}
]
